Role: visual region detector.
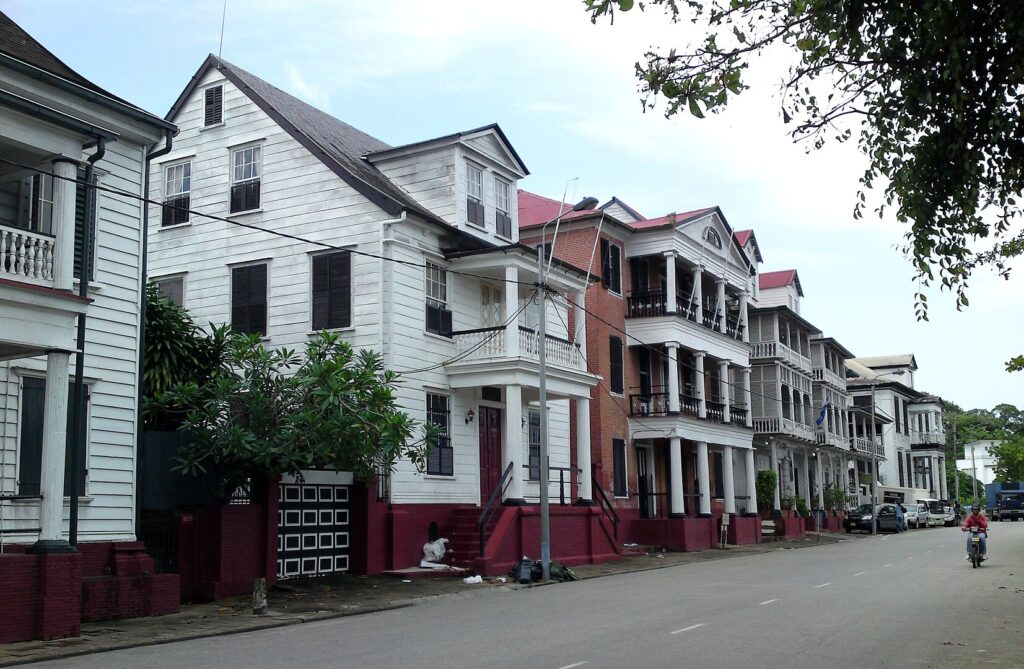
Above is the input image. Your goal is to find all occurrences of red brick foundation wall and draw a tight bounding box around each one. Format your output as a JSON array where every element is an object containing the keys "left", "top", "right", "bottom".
[
  {"left": 0, "top": 552, "right": 81, "bottom": 643},
  {"left": 727, "top": 516, "right": 762, "bottom": 545}
]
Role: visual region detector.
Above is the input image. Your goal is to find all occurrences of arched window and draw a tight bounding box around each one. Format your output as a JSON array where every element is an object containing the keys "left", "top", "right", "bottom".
[{"left": 703, "top": 227, "right": 722, "bottom": 249}]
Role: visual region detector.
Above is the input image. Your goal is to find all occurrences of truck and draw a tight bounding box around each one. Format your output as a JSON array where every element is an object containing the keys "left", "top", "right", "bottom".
[
  {"left": 984, "top": 481, "right": 1024, "bottom": 520},
  {"left": 993, "top": 489, "right": 1024, "bottom": 521}
]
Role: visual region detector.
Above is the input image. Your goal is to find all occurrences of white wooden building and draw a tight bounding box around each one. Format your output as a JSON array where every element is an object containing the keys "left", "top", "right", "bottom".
[
  {"left": 148, "top": 56, "right": 598, "bottom": 577},
  {"left": 0, "top": 13, "right": 172, "bottom": 549}
]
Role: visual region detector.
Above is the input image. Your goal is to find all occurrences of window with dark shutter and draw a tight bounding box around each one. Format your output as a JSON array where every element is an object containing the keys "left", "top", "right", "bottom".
[
  {"left": 73, "top": 167, "right": 96, "bottom": 281},
  {"left": 612, "top": 438, "right": 627, "bottom": 497},
  {"left": 528, "top": 409, "right": 541, "bottom": 481},
  {"left": 424, "top": 262, "right": 452, "bottom": 337},
  {"left": 713, "top": 451, "right": 724, "bottom": 498},
  {"left": 204, "top": 85, "right": 223, "bottom": 126},
  {"left": 18, "top": 378, "right": 88, "bottom": 497},
  {"left": 426, "top": 393, "right": 453, "bottom": 476},
  {"left": 600, "top": 238, "right": 610, "bottom": 287},
  {"left": 231, "top": 264, "right": 268, "bottom": 336},
  {"left": 608, "top": 243, "right": 621, "bottom": 294},
  {"left": 230, "top": 145, "right": 261, "bottom": 213},
  {"left": 609, "top": 336, "right": 624, "bottom": 394},
  {"left": 311, "top": 251, "right": 351, "bottom": 330}
]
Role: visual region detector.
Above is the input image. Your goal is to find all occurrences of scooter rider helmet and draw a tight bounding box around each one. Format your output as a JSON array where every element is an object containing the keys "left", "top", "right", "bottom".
[{"left": 971, "top": 503, "right": 981, "bottom": 511}]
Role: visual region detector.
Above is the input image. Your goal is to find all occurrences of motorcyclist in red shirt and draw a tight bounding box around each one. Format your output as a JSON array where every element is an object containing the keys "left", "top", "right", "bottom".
[{"left": 961, "top": 503, "right": 989, "bottom": 561}]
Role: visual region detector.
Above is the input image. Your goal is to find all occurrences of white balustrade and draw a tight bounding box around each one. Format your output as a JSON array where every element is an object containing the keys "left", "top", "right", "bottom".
[
  {"left": 451, "top": 326, "right": 582, "bottom": 370},
  {"left": 0, "top": 225, "right": 56, "bottom": 286}
]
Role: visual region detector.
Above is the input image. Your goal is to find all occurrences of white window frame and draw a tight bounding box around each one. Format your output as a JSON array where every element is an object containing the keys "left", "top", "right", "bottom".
[
  {"left": 153, "top": 274, "right": 186, "bottom": 307},
  {"left": 231, "top": 144, "right": 261, "bottom": 187},
  {"left": 466, "top": 163, "right": 483, "bottom": 202},
  {"left": 481, "top": 284, "right": 503, "bottom": 328},
  {"left": 425, "top": 262, "right": 448, "bottom": 306},
  {"left": 164, "top": 161, "right": 192, "bottom": 199},
  {"left": 494, "top": 177, "right": 510, "bottom": 214}
]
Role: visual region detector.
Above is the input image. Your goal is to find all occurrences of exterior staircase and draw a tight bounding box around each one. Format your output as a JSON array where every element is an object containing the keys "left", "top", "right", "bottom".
[{"left": 443, "top": 507, "right": 500, "bottom": 571}]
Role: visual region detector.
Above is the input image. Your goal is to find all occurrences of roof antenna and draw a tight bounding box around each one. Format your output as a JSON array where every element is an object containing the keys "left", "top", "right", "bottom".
[{"left": 218, "top": 0, "right": 228, "bottom": 58}]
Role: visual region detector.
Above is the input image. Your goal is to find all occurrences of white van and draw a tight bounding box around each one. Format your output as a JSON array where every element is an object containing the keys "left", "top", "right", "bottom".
[{"left": 918, "top": 498, "right": 946, "bottom": 527}]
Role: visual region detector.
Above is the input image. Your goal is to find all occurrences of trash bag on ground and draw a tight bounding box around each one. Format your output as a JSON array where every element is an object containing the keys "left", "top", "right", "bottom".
[{"left": 508, "top": 557, "right": 579, "bottom": 583}]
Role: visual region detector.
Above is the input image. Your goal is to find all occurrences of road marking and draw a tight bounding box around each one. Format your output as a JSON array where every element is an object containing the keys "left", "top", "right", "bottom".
[
  {"left": 884, "top": 563, "right": 892, "bottom": 567},
  {"left": 759, "top": 599, "right": 778, "bottom": 606},
  {"left": 814, "top": 583, "right": 831, "bottom": 588},
  {"left": 906, "top": 556, "right": 914, "bottom": 560},
  {"left": 556, "top": 663, "right": 588, "bottom": 669},
  {"left": 670, "top": 623, "right": 706, "bottom": 635},
  {"left": 926, "top": 550, "right": 933, "bottom": 553},
  {"left": 854, "top": 571, "right": 866, "bottom": 576}
]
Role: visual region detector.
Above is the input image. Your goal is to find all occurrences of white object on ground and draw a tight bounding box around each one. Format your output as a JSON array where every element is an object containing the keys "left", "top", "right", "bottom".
[{"left": 463, "top": 575, "right": 483, "bottom": 584}]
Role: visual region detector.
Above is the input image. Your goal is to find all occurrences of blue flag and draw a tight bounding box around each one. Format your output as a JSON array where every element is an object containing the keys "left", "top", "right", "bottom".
[{"left": 815, "top": 401, "right": 831, "bottom": 426}]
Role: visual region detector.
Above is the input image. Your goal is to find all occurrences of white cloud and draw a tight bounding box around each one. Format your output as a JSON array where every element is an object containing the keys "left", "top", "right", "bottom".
[{"left": 285, "top": 64, "right": 331, "bottom": 111}]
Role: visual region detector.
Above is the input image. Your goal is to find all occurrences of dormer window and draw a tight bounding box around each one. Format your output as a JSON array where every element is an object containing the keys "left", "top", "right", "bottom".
[
  {"left": 495, "top": 177, "right": 512, "bottom": 238},
  {"left": 466, "top": 163, "right": 484, "bottom": 227}
]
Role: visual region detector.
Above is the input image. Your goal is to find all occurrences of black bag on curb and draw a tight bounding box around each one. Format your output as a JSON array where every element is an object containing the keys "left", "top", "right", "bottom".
[{"left": 509, "top": 557, "right": 579, "bottom": 583}]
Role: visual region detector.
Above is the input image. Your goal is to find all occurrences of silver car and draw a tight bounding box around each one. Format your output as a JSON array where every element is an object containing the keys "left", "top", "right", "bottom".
[{"left": 901, "top": 502, "right": 927, "bottom": 529}]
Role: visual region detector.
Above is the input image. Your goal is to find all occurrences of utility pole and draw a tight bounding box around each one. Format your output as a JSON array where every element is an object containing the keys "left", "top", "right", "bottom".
[
  {"left": 537, "top": 195, "right": 597, "bottom": 581},
  {"left": 969, "top": 437, "right": 979, "bottom": 504},
  {"left": 870, "top": 382, "right": 878, "bottom": 536},
  {"left": 953, "top": 419, "right": 960, "bottom": 505}
]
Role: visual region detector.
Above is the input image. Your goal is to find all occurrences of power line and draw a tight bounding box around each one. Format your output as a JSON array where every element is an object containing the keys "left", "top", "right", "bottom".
[{"left": 0, "top": 158, "right": 543, "bottom": 289}]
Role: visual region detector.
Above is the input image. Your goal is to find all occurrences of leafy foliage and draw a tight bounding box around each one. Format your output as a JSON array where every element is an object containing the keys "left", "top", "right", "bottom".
[
  {"left": 991, "top": 436, "right": 1024, "bottom": 483},
  {"left": 755, "top": 468, "right": 777, "bottom": 511},
  {"left": 152, "top": 331, "right": 431, "bottom": 491},
  {"left": 142, "top": 283, "right": 229, "bottom": 430},
  {"left": 586, "top": 0, "right": 1024, "bottom": 369}
]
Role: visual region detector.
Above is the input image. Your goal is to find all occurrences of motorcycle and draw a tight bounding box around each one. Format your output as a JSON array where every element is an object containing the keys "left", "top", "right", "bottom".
[{"left": 969, "top": 527, "right": 987, "bottom": 568}]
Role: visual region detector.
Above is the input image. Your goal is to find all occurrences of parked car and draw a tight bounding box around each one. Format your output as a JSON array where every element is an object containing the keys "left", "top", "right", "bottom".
[
  {"left": 942, "top": 504, "right": 957, "bottom": 526},
  {"left": 920, "top": 498, "right": 947, "bottom": 527},
  {"left": 901, "top": 502, "right": 927, "bottom": 529},
  {"left": 844, "top": 504, "right": 905, "bottom": 534}
]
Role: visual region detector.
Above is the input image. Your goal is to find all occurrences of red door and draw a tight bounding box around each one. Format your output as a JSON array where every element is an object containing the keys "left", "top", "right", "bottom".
[{"left": 479, "top": 407, "right": 502, "bottom": 503}]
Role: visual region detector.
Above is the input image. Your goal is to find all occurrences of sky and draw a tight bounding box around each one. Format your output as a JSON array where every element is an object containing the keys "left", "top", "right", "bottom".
[{"left": 5, "top": 0, "right": 1021, "bottom": 410}]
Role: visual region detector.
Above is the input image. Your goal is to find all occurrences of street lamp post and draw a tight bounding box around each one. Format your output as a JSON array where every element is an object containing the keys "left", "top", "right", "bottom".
[
  {"left": 870, "top": 383, "right": 878, "bottom": 536},
  {"left": 537, "top": 195, "right": 598, "bottom": 580}
]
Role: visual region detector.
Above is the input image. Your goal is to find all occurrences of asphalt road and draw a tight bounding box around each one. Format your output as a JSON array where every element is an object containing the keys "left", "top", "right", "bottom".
[{"left": 31, "top": 523, "right": 1024, "bottom": 669}]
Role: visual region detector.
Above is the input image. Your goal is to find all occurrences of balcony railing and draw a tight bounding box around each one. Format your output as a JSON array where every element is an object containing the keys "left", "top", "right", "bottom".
[
  {"left": 911, "top": 430, "right": 945, "bottom": 446},
  {"left": 851, "top": 436, "right": 885, "bottom": 458},
  {"left": 630, "top": 392, "right": 670, "bottom": 416},
  {"left": 815, "top": 429, "right": 848, "bottom": 449},
  {"left": 705, "top": 400, "right": 725, "bottom": 423},
  {"left": 681, "top": 394, "right": 700, "bottom": 417},
  {"left": 626, "top": 290, "right": 741, "bottom": 340},
  {"left": 812, "top": 367, "right": 846, "bottom": 389},
  {"left": 450, "top": 325, "right": 583, "bottom": 370},
  {"left": 730, "top": 406, "right": 749, "bottom": 425},
  {"left": 752, "top": 416, "right": 816, "bottom": 442},
  {"left": 750, "top": 341, "right": 812, "bottom": 371},
  {"left": 0, "top": 224, "right": 55, "bottom": 287}
]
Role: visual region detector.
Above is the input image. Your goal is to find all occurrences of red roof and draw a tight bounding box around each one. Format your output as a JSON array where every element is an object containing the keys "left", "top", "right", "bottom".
[
  {"left": 734, "top": 229, "right": 753, "bottom": 246},
  {"left": 518, "top": 190, "right": 602, "bottom": 228},
  {"left": 759, "top": 269, "right": 799, "bottom": 290},
  {"left": 628, "top": 208, "right": 715, "bottom": 230}
]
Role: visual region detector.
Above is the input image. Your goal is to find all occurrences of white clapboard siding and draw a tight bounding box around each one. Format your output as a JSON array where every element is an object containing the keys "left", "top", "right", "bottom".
[{"left": 0, "top": 138, "right": 147, "bottom": 543}]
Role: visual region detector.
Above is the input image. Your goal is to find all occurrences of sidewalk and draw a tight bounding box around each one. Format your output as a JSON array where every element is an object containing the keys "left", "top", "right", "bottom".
[{"left": 0, "top": 532, "right": 855, "bottom": 667}]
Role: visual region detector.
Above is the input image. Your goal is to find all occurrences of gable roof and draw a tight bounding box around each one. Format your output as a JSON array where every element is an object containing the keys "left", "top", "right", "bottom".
[
  {"left": 599, "top": 197, "right": 645, "bottom": 222},
  {"left": 853, "top": 354, "right": 919, "bottom": 371},
  {"left": 628, "top": 208, "right": 717, "bottom": 230},
  {"left": 759, "top": 269, "right": 802, "bottom": 295},
  {"left": 366, "top": 123, "right": 528, "bottom": 176},
  {"left": 517, "top": 189, "right": 606, "bottom": 228},
  {"left": 165, "top": 55, "right": 481, "bottom": 248},
  {"left": 0, "top": 11, "right": 172, "bottom": 131},
  {"left": 734, "top": 229, "right": 764, "bottom": 262}
]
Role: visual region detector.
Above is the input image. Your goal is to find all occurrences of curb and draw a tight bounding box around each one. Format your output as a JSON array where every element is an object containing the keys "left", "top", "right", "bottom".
[{"left": 0, "top": 537, "right": 844, "bottom": 667}]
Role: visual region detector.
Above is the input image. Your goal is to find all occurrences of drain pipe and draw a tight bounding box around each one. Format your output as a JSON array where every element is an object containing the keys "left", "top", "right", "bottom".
[
  {"left": 134, "top": 128, "right": 174, "bottom": 538},
  {"left": 67, "top": 137, "right": 106, "bottom": 547}
]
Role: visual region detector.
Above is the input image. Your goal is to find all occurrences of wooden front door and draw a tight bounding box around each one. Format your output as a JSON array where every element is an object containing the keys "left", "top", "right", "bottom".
[
  {"left": 637, "top": 447, "right": 654, "bottom": 519},
  {"left": 479, "top": 407, "right": 503, "bottom": 503}
]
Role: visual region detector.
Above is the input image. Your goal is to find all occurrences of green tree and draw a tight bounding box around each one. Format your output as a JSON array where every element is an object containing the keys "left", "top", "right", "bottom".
[
  {"left": 586, "top": 0, "right": 1024, "bottom": 370},
  {"left": 142, "top": 283, "right": 229, "bottom": 430},
  {"left": 992, "top": 436, "right": 1024, "bottom": 482},
  {"left": 155, "top": 332, "right": 431, "bottom": 492},
  {"left": 755, "top": 469, "right": 777, "bottom": 511}
]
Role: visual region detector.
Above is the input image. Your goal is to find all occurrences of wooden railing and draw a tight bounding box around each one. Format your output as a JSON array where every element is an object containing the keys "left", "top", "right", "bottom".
[
  {"left": 815, "top": 429, "right": 847, "bottom": 448},
  {"left": 812, "top": 367, "right": 846, "bottom": 389},
  {"left": 477, "top": 461, "right": 516, "bottom": 556},
  {"left": 681, "top": 394, "right": 701, "bottom": 417},
  {"left": 630, "top": 392, "right": 670, "bottom": 416},
  {"left": 753, "top": 416, "right": 816, "bottom": 442},
  {"left": 851, "top": 436, "right": 885, "bottom": 458},
  {"left": 449, "top": 326, "right": 583, "bottom": 370},
  {"left": 750, "top": 341, "right": 812, "bottom": 370},
  {"left": 592, "top": 470, "right": 619, "bottom": 541},
  {"left": 626, "top": 289, "right": 667, "bottom": 318},
  {"left": 705, "top": 400, "right": 725, "bottom": 423},
  {"left": 730, "top": 406, "right": 749, "bottom": 425},
  {"left": 0, "top": 224, "right": 56, "bottom": 286}
]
